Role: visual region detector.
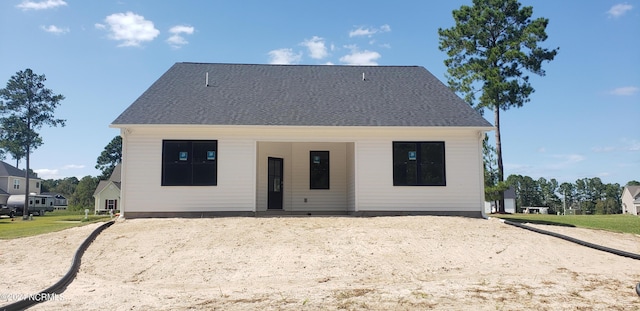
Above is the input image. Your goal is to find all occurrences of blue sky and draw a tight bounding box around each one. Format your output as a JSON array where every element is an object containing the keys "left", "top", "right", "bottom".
[{"left": 0, "top": 0, "right": 638, "bottom": 186}]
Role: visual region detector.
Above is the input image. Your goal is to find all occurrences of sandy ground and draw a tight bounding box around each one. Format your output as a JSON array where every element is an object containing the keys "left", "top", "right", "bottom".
[{"left": 1, "top": 216, "right": 639, "bottom": 310}]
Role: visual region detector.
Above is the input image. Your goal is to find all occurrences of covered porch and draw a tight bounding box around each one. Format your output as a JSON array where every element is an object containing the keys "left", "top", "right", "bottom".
[{"left": 255, "top": 142, "right": 356, "bottom": 214}]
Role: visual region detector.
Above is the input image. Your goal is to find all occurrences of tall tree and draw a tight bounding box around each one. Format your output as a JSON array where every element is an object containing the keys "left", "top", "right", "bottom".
[
  {"left": 0, "top": 69, "right": 66, "bottom": 219},
  {"left": 483, "top": 136, "right": 509, "bottom": 211},
  {"left": 438, "top": 0, "right": 558, "bottom": 212},
  {"left": 70, "top": 175, "right": 98, "bottom": 211},
  {"left": 95, "top": 135, "right": 122, "bottom": 180},
  {"left": 0, "top": 115, "right": 42, "bottom": 168},
  {"left": 558, "top": 182, "right": 575, "bottom": 213}
]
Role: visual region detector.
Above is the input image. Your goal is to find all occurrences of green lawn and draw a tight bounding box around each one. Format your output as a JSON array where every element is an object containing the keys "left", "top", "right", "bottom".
[
  {"left": 494, "top": 214, "right": 640, "bottom": 235},
  {"left": 0, "top": 210, "right": 112, "bottom": 239}
]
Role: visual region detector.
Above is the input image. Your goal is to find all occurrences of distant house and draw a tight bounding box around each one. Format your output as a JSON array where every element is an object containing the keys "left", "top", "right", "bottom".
[
  {"left": 93, "top": 164, "right": 121, "bottom": 214},
  {"left": 110, "top": 63, "right": 493, "bottom": 218},
  {"left": 0, "top": 161, "right": 42, "bottom": 206},
  {"left": 484, "top": 187, "right": 516, "bottom": 214},
  {"left": 622, "top": 186, "right": 640, "bottom": 215},
  {"left": 40, "top": 192, "right": 69, "bottom": 210}
]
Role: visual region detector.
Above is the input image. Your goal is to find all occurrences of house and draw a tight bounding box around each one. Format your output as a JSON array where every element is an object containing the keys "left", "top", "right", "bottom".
[
  {"left": 622, "top": 186, "right": 640, "bottom": 215},
  {"left": 110, "top": 63, "right": 493, "bottom": 218},
  {"left": 41, "top": 192, "right": 69, "bottom": 210},
  {"left": 93, "top": 163, "right": 121, "bottom": 214},
  {"left": 0, "top": 161, "right": 42, "bottom": 206},
  {"left": 484, "top": 187, "right": 516, "bottom": 214}
]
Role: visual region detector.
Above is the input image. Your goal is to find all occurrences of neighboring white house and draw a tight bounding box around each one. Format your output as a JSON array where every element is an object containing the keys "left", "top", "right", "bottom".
[
  {"left": 622, "top": 185, "right": 640, "bottom": 216},
  {"left": 484, "top": 187, "right": 516, "bottom": 214},
  {"left": 0, "top": 161, "right": 42, "bottom": 206},
  {"left": 110, "top": 63, "right": 493, "bottom": 218},
  {"left": 93, "top": 163, "right": 121, "bottom": 214}
]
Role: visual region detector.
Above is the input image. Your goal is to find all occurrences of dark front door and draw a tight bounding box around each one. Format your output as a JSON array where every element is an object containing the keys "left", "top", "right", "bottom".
[{"left": 268, "top": 157, "right": 283, "bottom": 210}]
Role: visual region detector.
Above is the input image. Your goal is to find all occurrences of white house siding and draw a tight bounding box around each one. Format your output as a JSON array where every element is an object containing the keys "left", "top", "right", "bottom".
[
  {"left": 115, "top": 126, "right": 488, "bottom": 216},
  {"left": 94, "top": 182, "right": 121, "bottom": 213},
  {"left": 256, "top": 142, "right": 348, "bottom": 212},
  {"left": 354, "top": 130, "right": 484, "bottom": 214},
  {"left": 621, "top": 188, "right": 639, "bottom": 215},
  {"left": 0, "top": 176, "right": 42, "bottom": 196},
  {"left": 256, "top": 142, "right": 293, "bottom": 211},
  {"left": 346, "top": 142, "right": 356, "bottom": 212},
  {"left": 120, "top": 127, "right": 256, "bottom": 215}
]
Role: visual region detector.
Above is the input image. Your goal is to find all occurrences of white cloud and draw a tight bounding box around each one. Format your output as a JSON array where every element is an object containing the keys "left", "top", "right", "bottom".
[
  {"left": 268, "top": 48, "right": 302, "bottom": 65},
  {"left": 607, "top": 3, "right": 633, "bottom": 18},
  {"left": 167, "top": 25, "right": 195, "bottom": 49},
  {"left": 621, "top": 139, "right": 640, "bottom": 151},
  {"left": 551, "top": 154, "right": 586, "bottom": 163},
  {"left": 41, "top": 24, "right": 69, "bottom": 34},
  {"left": 34, "top": 168, "right": 60, "bottom": 179},
  {"left": 592, "top": 138, "right": 640, "bottom": 152},
  {"left": 16, "top": 0, "right": 66, "bottom": 10},
  {"left": 339, "top": 45, "right": 381, "bottom": 65},
  {"left": 96, "top": 12, "right": 160, "bottom": 47},
  {"left": 592, "top": 146, "right": 616, "bottom": 153},
  {"left": 537, "top": 147, "right": 546, "bottom": 153},
  {"left": 610, "top": 86, "right": 638, "bottom": 96},
  {"left": 300, "top": 36, "right": 328, "bottom": 59},
  {"left": 349, "top": 24, "right": 391, "bottom": 37},
  {"left": 35, "top": 164, "right": 86, "bottom": 179}
]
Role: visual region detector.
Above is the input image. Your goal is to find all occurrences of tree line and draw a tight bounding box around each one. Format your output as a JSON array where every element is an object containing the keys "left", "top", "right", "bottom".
[
  {"left": 504, "top": 175, "right": 638, "bottom": 215},
  {"left": 39, "top": 135, "right": 122, "bottom": 212}
]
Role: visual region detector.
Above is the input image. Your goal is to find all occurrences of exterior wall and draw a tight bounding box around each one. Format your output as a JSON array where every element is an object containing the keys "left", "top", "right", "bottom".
[
  {"left": 346, "top": 142, "right": 356, "bottom": 212},
  {"left": 621, "top": 188, "right": 639, "bottom": 215},
  {"left": 119, "top": 128, "right": 256, "bottom": 216},
  {"left": 256, "top": 142, "right": 293, "bottom": 211},
  {"left": 484, "top": 199, "right": 516, "bottom": 214},
  {"left": 256, "top": 142, "right": 348, "bottom": 212},
  {"left": 1, "top": 176, "right": 42, "bottom": 196},
  {"left": 354, "top": 130, "right": 484, "bottom": 214},
  {"left": 94, "top": 182, "right": 121, "bottom": 213},
  {"left": 115, "top": 125, "right": 488, "bottom": 217}
]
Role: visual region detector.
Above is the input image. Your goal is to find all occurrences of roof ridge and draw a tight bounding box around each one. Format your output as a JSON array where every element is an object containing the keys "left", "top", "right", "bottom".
[{"left": 178, "top": 62, "right": 420, "bottom": 68}]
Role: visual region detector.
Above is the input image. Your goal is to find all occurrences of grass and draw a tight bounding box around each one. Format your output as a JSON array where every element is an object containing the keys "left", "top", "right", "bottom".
[
  {"left": 494, "top": 214, "right": 640, "bottom": 235},
  {"left": 0, "top": 209, "right": 113, "bottom": 240}
]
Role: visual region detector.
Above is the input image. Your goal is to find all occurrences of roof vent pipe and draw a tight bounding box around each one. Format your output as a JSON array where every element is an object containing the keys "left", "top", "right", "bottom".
[
  {"left": 362, "top": 72, "right": 365, "bottom": 81},
  {"left": 205, "top": 72, "right": 209, "bottom": 87}
]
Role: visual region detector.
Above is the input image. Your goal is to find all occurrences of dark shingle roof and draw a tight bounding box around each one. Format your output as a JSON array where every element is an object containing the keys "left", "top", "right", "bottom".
[
  {"left": 0, "top": 161, "right": 38, "bottom": 178},
  {"left": 108, "top": 163, "right": 121, "bottom": 183},
  {"left": 112, "top": 63, "right": 492, "bottom": 127}
]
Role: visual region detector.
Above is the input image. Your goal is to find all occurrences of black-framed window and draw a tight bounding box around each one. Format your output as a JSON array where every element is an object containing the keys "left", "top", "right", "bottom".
[
  {"left": 310, "top": 151, "right": 330, "bottom": 189},
  {"left": 162, "top": 140, "right": 217, "bottom": 186},
  {"left": 393, "top": 142, "right": 446, "bottom": 186}
]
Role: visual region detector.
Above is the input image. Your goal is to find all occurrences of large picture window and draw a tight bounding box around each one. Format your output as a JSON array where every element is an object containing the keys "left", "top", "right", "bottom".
[
  {"left": 162, "top": 140, "right": 217, "bottom": 186},
  {"left": 393, "top": 142, "right": 446, "bottom": 186},
  {"left": 310, "top": 151, "right": 330, "bottom": 189}
]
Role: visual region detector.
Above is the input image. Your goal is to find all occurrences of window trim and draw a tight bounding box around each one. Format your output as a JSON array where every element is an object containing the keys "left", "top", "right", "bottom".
[
  {"left": 161, "top": 140, "right": 218, "bottom": 186},
  {"left": 309, "top": 151, "right": 330, "bottom": 190},
  {"left": 392, "top": 141, "right": 446, "bottom": 186}
]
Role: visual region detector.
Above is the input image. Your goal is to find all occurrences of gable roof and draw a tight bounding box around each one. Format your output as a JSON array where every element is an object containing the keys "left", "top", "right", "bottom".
[
  {"left": 93, "top": 164, "right": 122, "bottom": 196},
  {"left": 626, "top": 185, "right": 640, "bottom": 202},
  {"left": 109, "top": 163, "right": 122, "bottom": 182},
  {"left": 112, "top": 63, "right": 492, "bottom": 128},
  {"left": 0, "top": 161, "right": 39, "bottom": 179}
]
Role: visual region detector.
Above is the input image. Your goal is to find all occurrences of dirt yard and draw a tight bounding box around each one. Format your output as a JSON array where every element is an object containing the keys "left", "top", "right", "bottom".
[{"left": 1, "top": 216, "right": 639, "bottom": 310}]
